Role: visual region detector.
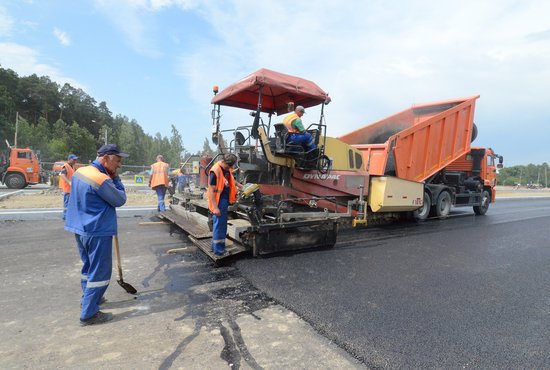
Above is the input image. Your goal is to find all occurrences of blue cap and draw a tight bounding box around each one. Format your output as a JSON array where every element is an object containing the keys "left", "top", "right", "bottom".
[
  {"left": 67, "top": 154, "right": 78, "bottom": 160},
  {"left": 97, "top": 144, "right": 129, "bottom": 158}
]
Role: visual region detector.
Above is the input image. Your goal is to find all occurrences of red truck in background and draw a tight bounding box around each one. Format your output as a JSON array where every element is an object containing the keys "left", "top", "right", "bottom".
[{"left": 0, "top": 140, "right": 47, "bottom": 189}]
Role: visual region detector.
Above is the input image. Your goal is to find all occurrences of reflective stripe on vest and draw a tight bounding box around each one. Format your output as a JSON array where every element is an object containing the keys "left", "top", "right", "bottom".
[
  {"left": 59, "top": 162, "right": 75, "bottom": 193},
  {"left": 150, "top": 161, "right": 169, "bottom": 188},
  {"left": 282, "top": 112, "right": 300, "bottom": 133},
  {"left": 207, "top": 161, "right": 237, "bottom": 212}
]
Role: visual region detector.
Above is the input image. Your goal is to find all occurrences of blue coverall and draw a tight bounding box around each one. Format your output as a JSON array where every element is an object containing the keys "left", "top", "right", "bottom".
[
  {"left": 65, "top": 161, "right": 126, "bottom": 320},
  {"left": 210, "top": 171, "right": 230, "bottom": 255}
]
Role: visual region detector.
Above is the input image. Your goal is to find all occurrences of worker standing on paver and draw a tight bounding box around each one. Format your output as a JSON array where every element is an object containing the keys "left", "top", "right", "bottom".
[
  {"left": 207, "top": 153, "right": 242, "bottom": 256},
  {"left": 149, "top": 154, "right": 170, "bottom": 212},
  {"left": 65, "top": 144, "right": 128, "bottom": 326},
  {"left": 59, "top": 154, "right": 78, "bottom": 221}
]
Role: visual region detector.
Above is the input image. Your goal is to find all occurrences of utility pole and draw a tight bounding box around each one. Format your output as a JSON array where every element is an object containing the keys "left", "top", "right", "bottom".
[
  {"left": 14, "top": 112, "right": 19, "bottom": 147},
  {"left": 519, "top": 168, "right": 522, "bottom": 186},
  {"left": 546, "top": 166, "right": 548, "bottom": 188}
]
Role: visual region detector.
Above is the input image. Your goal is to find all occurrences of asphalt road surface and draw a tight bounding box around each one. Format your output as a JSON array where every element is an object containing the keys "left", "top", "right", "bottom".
[
  {"left": 1, "top": 198, "right": 549, "bottom": 368},
  {"left": 236, "top": 198, "right": 550, "bottom": 368}
]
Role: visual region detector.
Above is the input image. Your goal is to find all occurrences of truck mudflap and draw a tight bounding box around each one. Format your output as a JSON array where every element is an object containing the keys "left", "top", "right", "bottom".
[{"left": 242, "top": 218, "right": 339, "bottom": 257}]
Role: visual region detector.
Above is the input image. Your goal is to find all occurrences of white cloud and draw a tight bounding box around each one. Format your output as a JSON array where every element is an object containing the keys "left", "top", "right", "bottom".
[
  {"left": 148, "top": 0, "right": 196, "bottom": 11},
  {"left": 93, "top": 0, "right": 197, "bottom": 57},
  {"left": 173, "top": 0, "right": 550, "bottom": 144},
  {"left": 0, "top": 6, "right": 14, "bottom": 36},
  {"left": 112, "top": 0, "right": 194, "bottom": 10},
  {"left": 93, "top": 0, "right": 161, "bottom": 57},
  {"left": 53, "top": 28, "right": 71, "bottom": 46},
  {"left": 0, "top": 42, "right": 83, "bottom": 88}
]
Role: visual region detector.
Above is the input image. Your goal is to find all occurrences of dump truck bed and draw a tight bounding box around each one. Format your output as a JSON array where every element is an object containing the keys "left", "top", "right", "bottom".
[{"left": 338, "top": 96, "right": 479, "bottom": 182}]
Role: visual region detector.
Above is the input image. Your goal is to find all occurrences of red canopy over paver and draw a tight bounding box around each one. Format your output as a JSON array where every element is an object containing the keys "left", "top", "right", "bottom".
[{"left": 211, "top": 68, "right": 329, "bottom": 115}]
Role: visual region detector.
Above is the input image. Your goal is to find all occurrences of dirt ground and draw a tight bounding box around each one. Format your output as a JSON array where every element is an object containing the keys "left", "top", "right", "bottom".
[
  {"left": 1, "top": 185, "right": 549, "bottom": 209},
  {"left": 0, "top": 187, "right": 158, "bottom": 209}
]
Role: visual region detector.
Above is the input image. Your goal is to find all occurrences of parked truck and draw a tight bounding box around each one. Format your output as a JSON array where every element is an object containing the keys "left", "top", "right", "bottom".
[
  {"left": 0, "top": 140, "right": 47, "bottom": 189},
  {"left": 162, "top": 69, "right": 503, "bottom": 262}
]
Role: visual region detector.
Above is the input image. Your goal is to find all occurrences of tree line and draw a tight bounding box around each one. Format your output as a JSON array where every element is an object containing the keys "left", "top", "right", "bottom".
[
  {"left": 498, "top": 163, "right": 549, "bottom": 187},
  {"left": 0, "top": 65, "right": 215, "bottom": 167}
]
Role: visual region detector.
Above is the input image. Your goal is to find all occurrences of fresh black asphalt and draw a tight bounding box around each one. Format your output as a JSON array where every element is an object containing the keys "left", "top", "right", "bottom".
[{"left": 236, "top": 199, "right": 550, "bottom": 368}]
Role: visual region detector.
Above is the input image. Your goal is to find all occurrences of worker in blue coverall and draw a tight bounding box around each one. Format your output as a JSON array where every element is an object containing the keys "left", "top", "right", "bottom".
[
  {"left": 176, "top": 167, "right": 188, "bottom": 194},
  {"left": 65, "top": 144, "right": 128, "bottom": 326},
  {"left": 207, "top": 153, "right": 242, "bottom": 256}
]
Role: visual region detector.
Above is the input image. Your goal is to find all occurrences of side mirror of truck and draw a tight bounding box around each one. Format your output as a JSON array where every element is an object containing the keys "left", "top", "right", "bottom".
[{"left": 497, "top": 163, "right": 503, "bottom": 169}]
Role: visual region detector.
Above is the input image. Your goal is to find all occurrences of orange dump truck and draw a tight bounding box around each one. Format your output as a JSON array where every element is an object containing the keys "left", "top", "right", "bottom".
[
  {"left": 339, "top": 96, "right": 503, "bottom": 219},
  {"left": 0, "top": 142, "right": 46, "bottom": 189}
]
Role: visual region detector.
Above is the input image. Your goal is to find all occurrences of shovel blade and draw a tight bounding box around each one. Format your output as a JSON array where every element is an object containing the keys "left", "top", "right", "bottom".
[{"left": 117, "top": 279, "right": 137, "bottom": 294}]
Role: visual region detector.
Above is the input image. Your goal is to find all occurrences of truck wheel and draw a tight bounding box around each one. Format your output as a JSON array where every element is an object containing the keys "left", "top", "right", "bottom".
[
  {"left": 435, "top": 191, "right": 452, "bottom": 218},
  {"left": 471, "top": 123, "right": 478, "bottom": 142},
  {"left": 413, "top": 191, "right": 431, "bottom": 221},
  {"left": 5, "top": 173, "right": 27, "bottom": 189},
  {"left": 473, "top": 190, "right": 490, "bottom": 215}
]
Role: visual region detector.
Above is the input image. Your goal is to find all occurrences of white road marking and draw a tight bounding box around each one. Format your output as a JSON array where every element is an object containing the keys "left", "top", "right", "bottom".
[{"left": 0, "top": 190, "right": 24, "bottom": 199}]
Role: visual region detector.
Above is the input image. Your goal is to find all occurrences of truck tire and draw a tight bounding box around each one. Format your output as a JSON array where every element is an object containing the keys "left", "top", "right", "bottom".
[
  {"left": 5, "top": 173, "right": 27, "bottom": 189},
  {"left": 471, "top": 123, "right": 478, "bottom": 142},
  {"left": 413, "top": 191, "right": 431, "bottom": 221},
  {"left": 435, "top": 191, "right": 452, "bottom": 218},
  {"left": 473, "top": 190, "right": 490, "bottom": 215}
]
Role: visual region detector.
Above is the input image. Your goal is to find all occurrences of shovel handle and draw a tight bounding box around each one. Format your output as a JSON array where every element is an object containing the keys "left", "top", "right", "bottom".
[{"left": 114, "top": 235, "right": 123, "bottom": 281}]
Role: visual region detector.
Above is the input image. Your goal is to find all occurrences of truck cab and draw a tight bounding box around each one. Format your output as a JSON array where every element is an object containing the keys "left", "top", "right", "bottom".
[
  {"left": 0, "top": 145, "right": 44, "bottom": 189},
  {"left": 445, "top": 147, "right": 503, "bottom": 204}
]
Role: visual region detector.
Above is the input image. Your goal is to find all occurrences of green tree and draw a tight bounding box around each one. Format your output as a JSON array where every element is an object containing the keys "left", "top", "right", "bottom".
[
  {"left": 66, "top": 122, "right": 98, "bottom": 162},
  {"left": 167, "top": 124, "right": 185, "bottom": 166},
  {"left": 48, "top": 138, "right": 70, "bottom": 160},
  {"left": 201, "top": 137, "right": 214, "bottom": 156},
  {"left": 0, "top": 85, "right": 16, "bottom": 140}
]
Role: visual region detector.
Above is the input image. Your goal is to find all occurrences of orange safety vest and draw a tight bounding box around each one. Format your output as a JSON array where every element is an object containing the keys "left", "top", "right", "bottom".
[
  {"left": 150, "top": 161, "right": 169, "bottom": 188},
  {"left": 59, "top": 162, "right": 75, "bottom": 193},
  {"left": 207, "top": 161, "right": 237, "bottom": 212},
  {"left": 282, "top": 112, "right": 301, "bottom": 133}
]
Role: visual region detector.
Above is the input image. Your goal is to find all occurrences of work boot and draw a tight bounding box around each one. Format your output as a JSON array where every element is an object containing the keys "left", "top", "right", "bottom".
[{"left": 80, "top": 311, "right": 113, "bottom": 326}]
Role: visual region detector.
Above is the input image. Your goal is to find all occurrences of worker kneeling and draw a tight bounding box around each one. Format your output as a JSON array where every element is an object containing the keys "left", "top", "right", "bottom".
[
  {"left": 207, "top": 153, "right": 243, "bottom": 256},
  {"left": 282, "top": 105, "right": 316, "bottom": 152}
]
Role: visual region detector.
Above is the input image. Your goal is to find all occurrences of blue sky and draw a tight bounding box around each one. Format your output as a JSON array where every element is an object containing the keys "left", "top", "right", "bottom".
[{"left": 1, "top": 0, "right": 549, "bottom": 165}]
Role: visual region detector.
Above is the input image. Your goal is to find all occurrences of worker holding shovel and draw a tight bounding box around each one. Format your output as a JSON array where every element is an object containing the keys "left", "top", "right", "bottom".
[{"left": 65, "top": 144, "right": 128, "bottom": 326}]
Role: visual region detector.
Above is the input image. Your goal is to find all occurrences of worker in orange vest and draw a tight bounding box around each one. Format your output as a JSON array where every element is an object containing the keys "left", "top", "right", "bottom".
[
  {"left": 59, "top": 154, "right": 78, "bottom": 220},
  {"left": 207, "top": 153, "right": 243, "bottom": 256},
  {"left": 149, "top": 154, "right": 170, "bottom": 211}
]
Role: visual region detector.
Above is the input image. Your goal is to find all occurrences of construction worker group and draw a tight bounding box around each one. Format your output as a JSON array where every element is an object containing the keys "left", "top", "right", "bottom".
[{"left": 60, "top": 145, "right": 245, "bottom": 325}]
